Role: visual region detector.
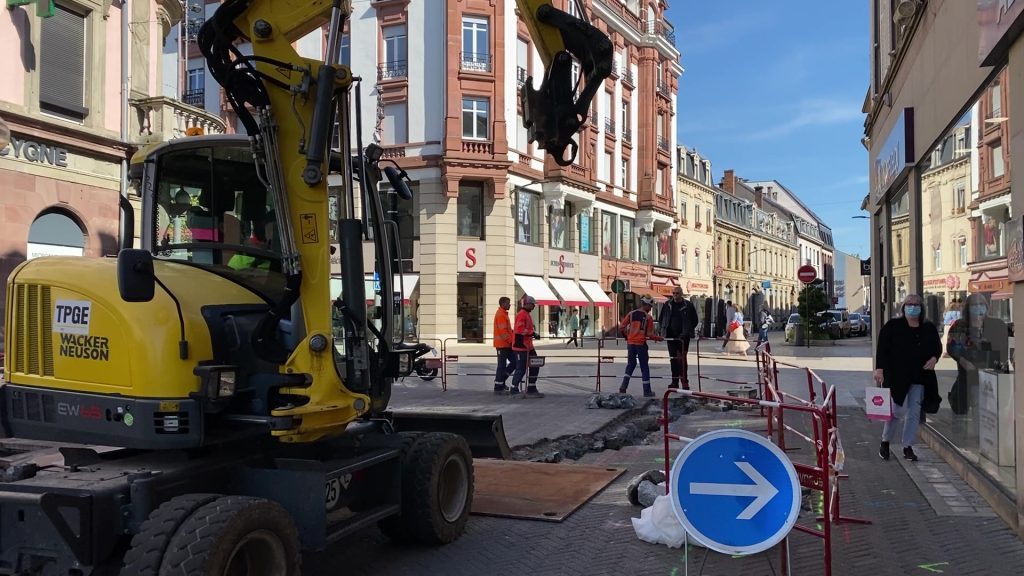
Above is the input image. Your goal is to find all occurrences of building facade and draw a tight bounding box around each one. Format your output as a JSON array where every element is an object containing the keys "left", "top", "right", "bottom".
[
  {"left": 675, "top": 146, "right": 715, "bottom": 310},
  {"left": 0, "top": 0, "right": 215, "bottom": 348},
  {"left": 864, "top": 0, "right": 1024, "bottom": 538}
]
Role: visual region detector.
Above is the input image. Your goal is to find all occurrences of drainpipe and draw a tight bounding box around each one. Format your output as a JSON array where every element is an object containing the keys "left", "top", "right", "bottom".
[{"left": 119, "top": 0, "right": 131, "bottom": 250}]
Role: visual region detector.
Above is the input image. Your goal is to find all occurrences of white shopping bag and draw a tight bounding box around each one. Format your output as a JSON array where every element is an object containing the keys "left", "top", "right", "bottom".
[{"left": 865, "top": 386, "right": 893, "bottom": 421}]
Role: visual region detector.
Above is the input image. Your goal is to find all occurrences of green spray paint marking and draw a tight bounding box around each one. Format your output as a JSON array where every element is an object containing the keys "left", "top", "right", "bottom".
[
  {"left": 654, "top": 457, "right": 666, "bottom": 463},
  {"left": 918, "top": 562, "right": 948, "bottom": 573}
]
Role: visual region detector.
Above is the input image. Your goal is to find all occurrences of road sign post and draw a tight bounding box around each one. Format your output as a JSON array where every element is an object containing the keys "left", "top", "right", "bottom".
[{"left": 669, "top": 428, "right": 800, "bottom": 556}]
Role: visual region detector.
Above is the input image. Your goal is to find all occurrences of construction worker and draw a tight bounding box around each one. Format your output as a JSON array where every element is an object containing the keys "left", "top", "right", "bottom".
[
  {"left": 492, "top": 296, "right": 515, "bottom": 394},
  {"left": 619, "top": 296, "right": 663, "bottom": 397},
  {"left": 510, "top": 295, "right": 544, "bottom": 398}
]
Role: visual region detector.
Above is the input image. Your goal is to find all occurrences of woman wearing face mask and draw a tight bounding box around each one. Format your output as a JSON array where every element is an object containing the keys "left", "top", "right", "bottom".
[
  {"left": 874, "top": 294, "right": 943, "bottom": 461},
  {"left": 946, "top": 293, "right": 1009, "bottom": 414}
]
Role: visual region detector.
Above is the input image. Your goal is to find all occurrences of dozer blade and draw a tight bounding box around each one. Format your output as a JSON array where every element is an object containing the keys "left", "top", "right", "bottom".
[{"left": 387, "top": 411, "right": 511, "bottom": 460}]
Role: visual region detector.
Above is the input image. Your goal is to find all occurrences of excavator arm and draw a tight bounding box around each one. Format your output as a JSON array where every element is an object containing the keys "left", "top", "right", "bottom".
[{"left": 516, "top": 0, "right": 613, "bottom": 165}]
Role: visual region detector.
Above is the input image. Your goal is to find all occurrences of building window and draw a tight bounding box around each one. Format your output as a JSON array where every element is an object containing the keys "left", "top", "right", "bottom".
[
  {"left": 680, "top": 198, "right": 688, "bottom": 223},
  {"left": 579, "top": 211, "right": 595, "bottom": 254},
  {"left": 550, "top": 202, "right": 574, "bottom": 250},
  {"left": 706, "top": 207, "right": 712, "bottom": 230},
  {"left": 382, "top": 25, "right": 407, "bottom": 78},
  {"left": 381, "top": 102, "right": 408, "bottom": 144},
  {"left": 516, "top": 189, "right": 542, "bottom": 245},
  {"left": 622, "top": 158, "right": 630, "bottom": 188},
  {"left": 655, "top": 168, "right": 664, "bottom": 196},
  {"left": 458, "top": 182, "right": 484, "bottom": 238},
  {"left": 620, "top": 216, "right": 635, "bottom": 260},
  {"left": 933, "top": 245, "right": 941, "bottom": 271},
  {"left": 40, "top": 5, "right": 88, "bottom": 120},
  {"left": 990, "top": 79, "right": 1002, "bottom": 118},
  {"left": 621, "top": 101, "right": 630, "bottom": 133},
  {"left": 340, "top": 33, "right": 350, "bottom": 66},
  {"left": 462, "top": 16, "right": 490, "bottom": 71},
  {"left": 516, "top": 38, "right": 529, "bottom": 88},
  {"left": 896, "top": 234, "right": 903, "bottom": 266},
  {"left": 992, "top": 142, "right": 1005, "bottom": 178},
  {"left": 681, "top": 248, "right": 687, "bottom": 272},
  {"left": 694, "top": 203, "right": 700, "bottom": 226},
  {"left": 959, "top": 239, "right": 968, "bottom": 268},
  {"left": 601, "top": 212, "right": 617, "bottom": 258},
  {"left": 953, "top": 181, "right": 966, "bottom": 212},
  {"left": 462, "top": 98, "right": 489, "bottom": 139},
  {"left": 600, "top": 150, "right": 610, "bottom": 182}
]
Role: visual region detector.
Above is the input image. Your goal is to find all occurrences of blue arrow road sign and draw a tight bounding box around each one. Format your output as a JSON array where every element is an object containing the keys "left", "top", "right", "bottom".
[{"left": 669, "top": 429, "right": 800, "bottom": 555}]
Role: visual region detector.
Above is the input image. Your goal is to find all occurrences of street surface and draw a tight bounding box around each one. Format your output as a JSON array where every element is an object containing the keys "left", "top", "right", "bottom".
[{"left": 305, "top": 335, "right": 1024, "bottom": 575}]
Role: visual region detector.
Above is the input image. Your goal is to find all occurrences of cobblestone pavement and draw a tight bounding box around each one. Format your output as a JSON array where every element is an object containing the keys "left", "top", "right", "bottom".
[{"left": 301, "top": 338, "right": 1024, "bottom": 575}]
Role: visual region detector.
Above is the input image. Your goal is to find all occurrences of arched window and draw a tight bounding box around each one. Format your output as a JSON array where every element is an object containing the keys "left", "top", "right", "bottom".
[{"left": 27, "top": 210, "right": 85, "bottom": 259}]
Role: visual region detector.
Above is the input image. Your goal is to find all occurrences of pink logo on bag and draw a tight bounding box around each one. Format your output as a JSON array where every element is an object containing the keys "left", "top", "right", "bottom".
[{"left": 872, "top": 395, "right": 884, "bottom": 406}]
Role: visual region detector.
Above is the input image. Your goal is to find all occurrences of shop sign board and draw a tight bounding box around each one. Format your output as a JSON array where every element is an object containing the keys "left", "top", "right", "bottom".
[
  {"left": 871, "top": 108, "right": 914, "bottom": 207},
  {"left": 549, "top": 250, "right": 575, "bottom": 278},
  {"left": 0, "top": 135, "right": 69, "bottom": 168},
  {"left": 458, "top": 240, "right": 486, "bottom": 272}
]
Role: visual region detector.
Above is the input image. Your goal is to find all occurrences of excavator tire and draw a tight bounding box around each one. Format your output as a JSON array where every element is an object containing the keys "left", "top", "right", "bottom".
[
  {"left": 377, "top": 431, "right": 425, "bottom": 542},
  {"left": 158, "top": 495, "right": 301, "bottom": 576},
  {"left": 384, "top": 432, "right": 474, "bottom": 545},
  {"left": 120, "top": 493, "right": 221, "bottom": 576}
]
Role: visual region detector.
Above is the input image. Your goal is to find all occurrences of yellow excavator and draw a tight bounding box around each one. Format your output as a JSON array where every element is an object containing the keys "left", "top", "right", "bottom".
[{"left": 0, "top": 0, "right": 610, "bottom": 573}]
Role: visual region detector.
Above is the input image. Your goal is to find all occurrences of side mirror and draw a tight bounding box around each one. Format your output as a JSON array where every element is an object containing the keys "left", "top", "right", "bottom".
[
  {"left": 383, "top": 166, "right": 413, "bottom": 200},
  {"left": 117, "top": 249, "right": 155, "bottom": 302}
]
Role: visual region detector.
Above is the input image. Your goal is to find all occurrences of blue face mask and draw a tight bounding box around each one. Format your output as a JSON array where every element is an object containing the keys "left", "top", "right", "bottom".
[
  {"left": 970, "top": 305, "right": 988, "bottom": 318},
  {"left": 904, "top": 305, "right": 922, "bottom": 318}
]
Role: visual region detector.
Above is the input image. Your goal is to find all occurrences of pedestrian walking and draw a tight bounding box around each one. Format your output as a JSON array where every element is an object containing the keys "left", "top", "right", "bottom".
[
  {"left": 658, "top": 288, "right": 699, "bottom": 389},
  {"left": 724, "top": 309, "right": 750, "bottom": 355},
  {"left": 721, "top": 300, "right": 736, "bottom": 350},
  {"left": 618, "top": 296, "right": 664, "bottom": 397},
  {"left": 757, "top": 305, "right": 773, "bottom": 347},
  {"left": 492, "top": 296, "right": 516, "bottom": 394},
  {"left": 874, "top": 293, "right": 943, "bottom": 462},
  {"left": 565, "top": 309, "right": 581, "bottom": 348},
  {"left": 510, "top": 296, "right": 545, "bottom": 398}
]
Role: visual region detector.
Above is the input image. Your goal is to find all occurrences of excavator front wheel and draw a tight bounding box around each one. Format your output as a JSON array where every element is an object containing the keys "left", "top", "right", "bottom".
[{"left": 380, "top": 432, "right": 474, "bottom": 545}]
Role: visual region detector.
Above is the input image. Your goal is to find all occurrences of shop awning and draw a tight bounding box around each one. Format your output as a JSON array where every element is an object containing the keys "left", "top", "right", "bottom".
[
  {"left": 548, "top": 278, "right": 592, "bottom": 306},
  {"left": 579, "top": 280, "right": 614, "bottom": 308},
  {"left": 514, "top": 275, "right": 561, "bottom": 306},
  {"left": 628, "top": 286, "right": 666, "bottom": 301}
]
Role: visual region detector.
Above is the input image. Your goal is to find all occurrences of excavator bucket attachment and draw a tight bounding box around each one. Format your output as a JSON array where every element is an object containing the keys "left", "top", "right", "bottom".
[{"left": 388, "top": 411, "right": 511, "bottom": 460}]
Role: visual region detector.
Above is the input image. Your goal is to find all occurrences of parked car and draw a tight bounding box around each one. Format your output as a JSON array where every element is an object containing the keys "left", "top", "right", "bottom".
[
  {"left": 818, "top": 310, "right": 851, "bottom": 339},
  {"left": 848, "top": 312, "right": 866, "bottom": 336},
  {"left": 784, "top": 313, "right": 801, "bottom": 342}
]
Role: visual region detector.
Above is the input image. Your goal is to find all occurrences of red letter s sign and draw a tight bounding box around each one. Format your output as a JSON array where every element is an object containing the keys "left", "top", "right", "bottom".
[{"left": 465, "top": 248, "right": 477, "bottom": 268}]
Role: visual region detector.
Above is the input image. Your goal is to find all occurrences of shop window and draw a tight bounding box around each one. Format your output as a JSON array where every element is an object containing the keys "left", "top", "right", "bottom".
[
  {"left": 639, "top": 230, "right": 653, "bottom": 263},
  {"left": 549, "top": 201, "right": 574, "bottom": 250},
  {"left": 462, "top": 98, "right": 489, "bottom": 139},
  {"left": 579, "top": 211, "right": 595, "bottom": 254},
  {"left": 657, "top": 230, "right": 671, "bottom": 267},
  {"left": 516, "top": 189, "right": 541, "bottom": 245},
  {"left": 40, "top": 5, "right": 88, "bottom": 121},
  {"left": 27, "top": 210, "right": 85, "bottom": 259},
  {"left": 979, "top": 211, "right": 1008, "bottom": 259},
  {"left": 620, "top": 216, "right": 635, "bottom": 260},
  {"left": 458, "top": 182, "right": 484, "bottom": 238},
  {"left": 601, "top": 212, "right": 617, "bottom": 257}
]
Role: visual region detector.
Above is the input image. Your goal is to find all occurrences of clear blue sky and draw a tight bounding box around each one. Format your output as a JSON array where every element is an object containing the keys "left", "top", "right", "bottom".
[{"left": 668, "top": 0, "right": 870, "bottom": 257}]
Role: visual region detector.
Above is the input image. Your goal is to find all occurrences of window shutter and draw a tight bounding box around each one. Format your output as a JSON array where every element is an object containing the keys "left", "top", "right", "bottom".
[{"left": 40, "top": 5, "right": 88, "bottom": 119}]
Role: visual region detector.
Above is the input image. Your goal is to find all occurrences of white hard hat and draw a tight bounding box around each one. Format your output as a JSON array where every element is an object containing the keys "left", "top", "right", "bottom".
[{"left": 640, "top": 296, "right": 655, "bottom": 307}]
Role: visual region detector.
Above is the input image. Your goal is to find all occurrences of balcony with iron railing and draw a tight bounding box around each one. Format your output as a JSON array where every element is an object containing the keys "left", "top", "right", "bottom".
[
  {"left": 657, "top": 136, "right": 670, "bottom": 152},
  {"left": 621, "top": 69, "right": 635, "bottom": 87},
  {"left": 622, "top": 127, "right": 632, "bottom": 144},
  {"left": 604, "top": 117, "right": 616, "bottom": 136},
  {"left": 461, "top": 52, "right": 492, "bottom": 73},
  {"left": 646, "top": 19, "right": 676, "bottom": 45},
  {"left": 131, "top": 95, "right": 227, "bottom": 144},
  {"left": 517, "top": 66, "right": 528, "bottom": 88},
  {"left": 181, "top": 89, "right": 204, "bottom": 107},
  {"left": 378, "top": 60, "right": 408, "bottom": 80},
  {"left": 657, "top": 82, "right": 671, "bottom": 99}
]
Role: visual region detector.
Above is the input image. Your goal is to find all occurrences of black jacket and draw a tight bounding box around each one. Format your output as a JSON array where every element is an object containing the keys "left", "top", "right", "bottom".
[
  {"left": 875, "top": 317, "right": 942, "bottom": 407},
  {"left": 658, "top": 299, "right": 699, "bottom": 339}
]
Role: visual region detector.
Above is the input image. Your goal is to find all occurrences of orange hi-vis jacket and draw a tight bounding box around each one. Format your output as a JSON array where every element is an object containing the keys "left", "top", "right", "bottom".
[
  {"left": 493, "top": 307, "right": 513, "bottom": 349},
  {"left": 620, "top": 309, "right": 658, "bottom": 346},
  {"left": 513, "top": 309, "right": 535, "bottom": 351}
]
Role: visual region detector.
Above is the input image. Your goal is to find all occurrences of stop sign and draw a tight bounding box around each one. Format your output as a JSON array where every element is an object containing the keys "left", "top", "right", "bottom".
[{"left": 797, "top": 265, "right": 817, "bottom": 284}]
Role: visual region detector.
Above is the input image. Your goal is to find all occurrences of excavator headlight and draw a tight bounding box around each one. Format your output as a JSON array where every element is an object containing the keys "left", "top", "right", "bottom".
[{"left": 194, "top": 364, "right": 238, "bottom": 400}]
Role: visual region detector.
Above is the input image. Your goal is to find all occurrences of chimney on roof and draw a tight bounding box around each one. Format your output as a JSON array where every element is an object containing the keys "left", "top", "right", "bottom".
[
  {"left": 754, "top": 186, "right": 764, "bottom": 208},
  {"left": 767, "top": 185, "right": 776, "bottom": 200},
  {"left": 721, "top": 169, "right": 736, "bottom": 194}
]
